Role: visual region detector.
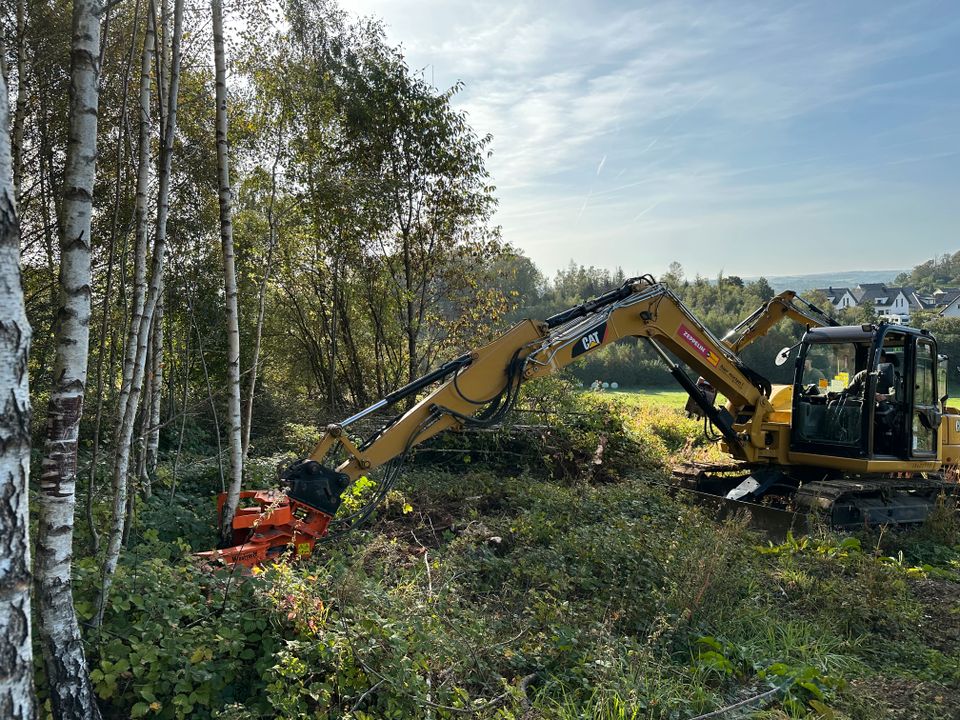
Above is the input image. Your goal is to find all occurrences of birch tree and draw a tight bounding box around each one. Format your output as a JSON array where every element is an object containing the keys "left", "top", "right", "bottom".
[
  {"left": 212, "top": 0, "right": 244, "bottom": 541},
  {"left": 34, "top": 0, "right": 103, "bottom": 715},
  {"left": 0, "top": 66, "right": 36, "bottom": 720},
  {"left": 95, "top": 0, "right": 183, "bottom": 625},
  {"left": 112, "top": 0, "right": 154, "bottom": 484},
  {"left": 144, "top": 288, "right": 164, "bottom": 485}
]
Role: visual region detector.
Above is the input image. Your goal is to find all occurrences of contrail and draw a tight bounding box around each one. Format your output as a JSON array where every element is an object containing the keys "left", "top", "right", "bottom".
[{"left": 632, "top": 200, "right": 661, "bottom": 221}]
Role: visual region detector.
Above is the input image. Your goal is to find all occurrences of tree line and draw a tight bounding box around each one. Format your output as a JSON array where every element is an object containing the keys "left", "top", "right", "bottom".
[{"left": 0, "top": 0, "right": 506, "bottom": 715}]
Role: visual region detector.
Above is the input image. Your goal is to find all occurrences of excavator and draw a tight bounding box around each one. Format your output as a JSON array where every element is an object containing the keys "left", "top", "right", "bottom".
[{"left": 198, "top": 277, "right": 960, "bottom": 568}]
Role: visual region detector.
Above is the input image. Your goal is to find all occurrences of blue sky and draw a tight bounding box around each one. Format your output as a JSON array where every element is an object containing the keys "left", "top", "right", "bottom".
[{"left": 346, "top": 0, "right": 960, "bottom": 279}]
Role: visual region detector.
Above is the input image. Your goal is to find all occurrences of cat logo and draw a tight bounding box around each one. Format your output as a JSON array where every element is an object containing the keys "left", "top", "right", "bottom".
[{"left": 572, "top": 321, "right": 607, "bottom": 358}]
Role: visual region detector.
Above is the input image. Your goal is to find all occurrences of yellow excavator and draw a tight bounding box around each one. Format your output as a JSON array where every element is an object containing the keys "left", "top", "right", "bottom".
[{"left": 199, "top": 276, "right": 960, "bottom": 568}]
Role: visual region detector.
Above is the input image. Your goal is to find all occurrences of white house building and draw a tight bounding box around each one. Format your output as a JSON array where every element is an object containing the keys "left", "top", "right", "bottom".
[
  {"left": 814, "top": 284, "right": 915, "bottom": 322},
  {"left": 936, "top": 291, "right": 960, "bottom": 318},
  {"left": 815, "top": 287, "right": 858, "bottom": 311}
]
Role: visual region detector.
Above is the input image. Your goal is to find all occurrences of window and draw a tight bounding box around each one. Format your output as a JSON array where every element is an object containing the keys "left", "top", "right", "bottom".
[
  {"left": 913, "top": 342, "right": 936, "bottom": 454},
  {"left": 794, "top": 342, "right": 868, "bottom": 448}
]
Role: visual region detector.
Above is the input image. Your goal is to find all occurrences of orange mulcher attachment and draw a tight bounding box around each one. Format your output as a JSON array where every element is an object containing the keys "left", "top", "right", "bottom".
[{"left": 196, "top": 460, "right": 350, "bottom": 569}]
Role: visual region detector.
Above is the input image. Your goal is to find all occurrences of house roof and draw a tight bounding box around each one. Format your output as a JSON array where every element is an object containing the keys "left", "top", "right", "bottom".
[
  {"left": 850, "top": 283, "right": 909, "bottom": 307},
  {"left": 812, "top": 284, "right": 928, "bottom": 313},
  {"left": 905, "top": 287, "right": 937, "bottom": 310},
  {"left": 813, "top": 287, "right": 853, "bottom": 302},
  {"left": 937, "top": 292, "right": 960, "bottom": 315}
]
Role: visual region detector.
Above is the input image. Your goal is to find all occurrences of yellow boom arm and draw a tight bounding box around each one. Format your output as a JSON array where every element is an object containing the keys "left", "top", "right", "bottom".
[
  {"left": 721, "top": 291, "right": 837, "bottom": 354},
  {"left": 309, "top": 277, "right": 783, "bottom": 483}
]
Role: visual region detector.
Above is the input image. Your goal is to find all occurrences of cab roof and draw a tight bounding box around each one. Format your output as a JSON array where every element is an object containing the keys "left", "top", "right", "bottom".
[{"left": 802, "top": 324, "right": 927, "bottom": 344}]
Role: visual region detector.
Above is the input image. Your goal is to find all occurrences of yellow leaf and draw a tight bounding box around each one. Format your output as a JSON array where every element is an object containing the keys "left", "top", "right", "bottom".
[{"left": 189, "top": 647, "right": 206, "bottom": 664}]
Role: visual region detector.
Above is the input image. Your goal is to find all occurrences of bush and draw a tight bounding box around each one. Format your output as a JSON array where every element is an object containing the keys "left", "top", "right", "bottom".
[{"left": 74, "top": 545, "right": 280, "bottom": 719}]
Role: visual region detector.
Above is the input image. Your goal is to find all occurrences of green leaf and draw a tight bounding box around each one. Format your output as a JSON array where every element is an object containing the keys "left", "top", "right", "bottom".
[
  {"left": 696, "top": 636, "right": 722, "bottom": 652},
  {"left": 809, "top": 699, "right": 836, "bottom": 718},
  {"left": 800, "top": 681, "right": 825, "bottom": 700}
]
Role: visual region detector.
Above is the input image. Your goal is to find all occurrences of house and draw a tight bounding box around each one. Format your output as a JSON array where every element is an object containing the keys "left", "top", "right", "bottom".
[
  {"left": 814, "top": 283, "right": 913, "bottom": 322},
  {"left": 851, "top": 283, "right": 912, "bottom": 321},
  {"left": 814, "top": 286, "right": 858, "bottom": 311},
  {"left": 936, "top": 290, "right": 960, "bottom": 318},
  {"left": 905, "top": 287, "right": 936, "bottom": 314},
  {"left": 810, "top": 282, "right": 960, "bottom": 322}
]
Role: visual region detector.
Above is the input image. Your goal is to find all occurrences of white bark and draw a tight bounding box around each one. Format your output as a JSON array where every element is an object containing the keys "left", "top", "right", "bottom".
[
  {"left": 113, "top": 0, "right": 154, "bottom": 458},
  {"left": 95, "top": 0, "right": 183, "bottom": 626},
  {"left": 11, "top": 0, "right": 26, "bottom": 202},
  {"left": 94, "top": 0, "right": 153, "bottom": 624},
  {"left": 88, "top": 0, "right": 141, "bottom": 557},
  {"left": 144, "top": 286, "right": 164, "bottom": 487},
  {"left": 0, "top": 67, "right": 35, "bottom": 720},
  {"left": 35, "top": 0, "right": 102, "bottom": 717},
  {"left": 212, "top": 0, "right": 244, "bottom": 542}
]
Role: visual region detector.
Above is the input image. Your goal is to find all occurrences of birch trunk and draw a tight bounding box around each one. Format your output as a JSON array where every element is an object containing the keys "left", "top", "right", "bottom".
[
  {"left": 95, "top": 0, "right": 183, "bottom": 627},
  {"left": 144, "top": 286, "right": 163, "bottom": 487},
  {"left": 11, "top": 0, "right": 26, "bottom": 201},
  {"left": 212, "top": 0, "right": 244, "bottom": 542},
  {"left": 114, "top": 0, "right": 154, "bottom": 456},
  {"left": 35, "top": 0, "right": 102, "bottom": 716},
  {"left": 92, "top": 0, "right": 154, "bottom": 624},
  {"left": 135, "top": 338, "right": 151, "bottom": 491},
  {"left": 0, "top": 67, "right": 35, "bottom": 720},
  {"left": 87, "top": 0, "right": 140, "bottom": 555}
]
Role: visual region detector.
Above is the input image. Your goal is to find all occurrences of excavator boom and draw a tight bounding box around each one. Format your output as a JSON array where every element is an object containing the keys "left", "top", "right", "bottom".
[{"left": 199, "top": 277, "right": 787, "bottom": 567}]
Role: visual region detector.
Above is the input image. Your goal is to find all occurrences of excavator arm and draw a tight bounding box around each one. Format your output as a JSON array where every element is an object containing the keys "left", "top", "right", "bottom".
[
  {"left": 720, "top": 291, "right": 837, "bottom": 354},
  {"left": 199, "top": 277, "right": 786, "bottom": 568}
]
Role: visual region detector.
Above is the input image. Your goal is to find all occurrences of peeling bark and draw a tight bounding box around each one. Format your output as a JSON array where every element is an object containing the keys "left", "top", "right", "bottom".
[
  {"left": 34, "top": 0, "right": 103, "bottom": 717},
  {"left": 0, "top": 64, "right": 36, "bottom": 720}
]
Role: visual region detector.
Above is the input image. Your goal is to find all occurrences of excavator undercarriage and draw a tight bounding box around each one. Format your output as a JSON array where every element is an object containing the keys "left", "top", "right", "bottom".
[{"left": 673, "top": 461, "right": 952, "bottom": 531}]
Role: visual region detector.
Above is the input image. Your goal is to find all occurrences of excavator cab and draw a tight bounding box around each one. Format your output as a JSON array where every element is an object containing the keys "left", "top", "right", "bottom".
[{"left": 790, "top": 325, "right": 942, "bottom": 462}]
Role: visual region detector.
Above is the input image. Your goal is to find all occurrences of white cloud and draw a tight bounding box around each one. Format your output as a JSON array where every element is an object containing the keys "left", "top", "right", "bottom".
[{"left": 345, "top": 0, "right": 960, "bottom": 276}]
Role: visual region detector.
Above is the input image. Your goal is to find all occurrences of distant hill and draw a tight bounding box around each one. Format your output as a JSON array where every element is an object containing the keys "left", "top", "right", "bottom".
[{"left": 745, "top": 270, "right": 905, "bottom": 294}]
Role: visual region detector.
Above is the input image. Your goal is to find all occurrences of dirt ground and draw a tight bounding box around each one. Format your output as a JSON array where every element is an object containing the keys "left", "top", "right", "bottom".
[{"left": 912, "top": 577, "right": 960, "bottom": 656}]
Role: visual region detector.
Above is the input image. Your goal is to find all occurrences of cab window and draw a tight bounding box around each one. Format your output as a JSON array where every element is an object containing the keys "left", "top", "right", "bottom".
[
  {"left": 913, "top": 341, "right": 937, "bottom": 454},
  {"left": 794, "top": 342, "right": 868, "bottom": 448}
]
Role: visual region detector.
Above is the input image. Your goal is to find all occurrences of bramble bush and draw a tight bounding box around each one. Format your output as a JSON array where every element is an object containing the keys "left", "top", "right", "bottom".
[{"left": 59, "top": 389, "right": 960, "bottom": 719}]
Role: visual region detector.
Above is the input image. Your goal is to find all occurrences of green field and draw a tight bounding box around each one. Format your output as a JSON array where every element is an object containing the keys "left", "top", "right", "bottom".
[{"left": 586, "top": 387, "right": 690, "bottom": 409}]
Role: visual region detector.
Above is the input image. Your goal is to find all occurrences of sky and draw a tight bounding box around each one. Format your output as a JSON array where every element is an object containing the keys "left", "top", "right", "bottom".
[{"left": 344, "top": 0, "right": 960, "bottom": 279}]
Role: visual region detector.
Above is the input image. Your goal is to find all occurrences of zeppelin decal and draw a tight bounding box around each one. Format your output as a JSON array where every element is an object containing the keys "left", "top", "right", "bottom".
[
  {"left": 677, "top": 324, "right": 720, "bottom": 367},
  {"left": 572, "top": 321, "right": 608, "bottom": 357}
]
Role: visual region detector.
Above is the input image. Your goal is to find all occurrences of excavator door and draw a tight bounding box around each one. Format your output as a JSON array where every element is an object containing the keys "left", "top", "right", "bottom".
[{"left": 790, "top": 325, "right": 941, "bottom": 462}]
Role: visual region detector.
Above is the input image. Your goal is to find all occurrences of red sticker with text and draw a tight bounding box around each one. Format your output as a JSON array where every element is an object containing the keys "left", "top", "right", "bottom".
[{"left": 677, "top": 324, "right": 720, "bottom": 367}]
